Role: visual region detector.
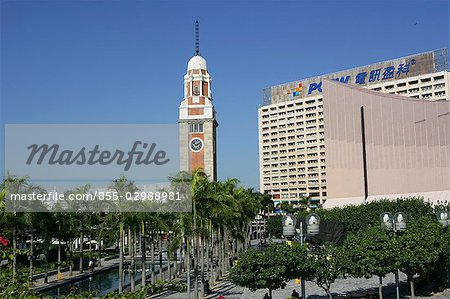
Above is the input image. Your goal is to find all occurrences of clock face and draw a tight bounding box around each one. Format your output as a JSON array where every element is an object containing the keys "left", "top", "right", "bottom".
[{"left": 190, "top": 138, "right": 204, "bottom": 152}]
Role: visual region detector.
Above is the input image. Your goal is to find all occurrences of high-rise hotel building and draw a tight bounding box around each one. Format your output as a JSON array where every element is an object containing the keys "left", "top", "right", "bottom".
[{"left": 258, "top": 49, "right": 450, "bottom": 206}]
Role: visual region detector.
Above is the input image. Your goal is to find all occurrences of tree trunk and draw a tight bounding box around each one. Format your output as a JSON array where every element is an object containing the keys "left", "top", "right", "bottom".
[
  {"left": 200, "top": 234, "right": 205, "bottom": 298},
  {"left": 159, "top": 233, "right": 163, "bottom": 281},
  {"left": 29, "top": 228, "right": 33, "bottom": 284},
  {"left": 44, "top": 238, "right": 49, "bottom": 283},
  {"left": 181, "top": 235, "right": 185, "bottom": 274},
  {"left": 58, "top": 229, "right": 61, "bottom": 279},
  {"left": 12, "top": 227, "right": 16, "bottom": 283},
  {"left": 134, "top": 229, "right": 137, "bottom": 258},
  {"left": 231, "top": 238, "right": 235, "bottom": 261},
  {"left": 97, "top": 236, "right": 102, "bottom": 267},
  {"left": 211, "top": 229, "right": 215, "bottom": 285},
  {"left": 133, "top": 229, "right": 137, "bottom": 287},
  {"left": 268, "top": 288, "right": 272, "bottom": 298},
  {"left": 137, "top": 228, "right": 141, "bottom": 256},
  {"left": 213, "top": 228, "right": 218, "bottom": 284},
  {"left": 128, "top": 227, "right": 132, "bottom": 257},
  {"left": 88, "top": 234, "right": 92, "bottom": 259},
  {"left": 79, "top": 220, "right": 84, "bottom": 274},
  {"left": 69, "top": 238, "right": 73, "bottom": 276},
  {"left": 250, "top": 221, "right": 254, "bottom": 242},
  {"left": 194, "top": 223, "right": 199, "bottom": 299},
  {"left": 326, "top": 285, "right": 333, "bottom": 299},
  {"left": 168, "top": 251, "right": 172, "bottom": 282},
  {"left": 119, "top": 222, "right": 124, "bottom": 294},
  {"left": 174, "top": 247, "right": 179, "bottom": 277},
  {"left": 222, "top": 228, "right": 228, "bottom": 272},
  {"left": 206, "top": 232, "right": 210, "bottom": 285},
  {"left": 151, "top": 234, "right": 155, "bottom": 284},
  {"left": 410, "top": 279, "right": 416, "bottom": 299},
  {"left": 217, "top": 227, "right": 223, "bottom": 280},
  {"left": 130, "top": 229, "right": 135, "bottom": 292},
  {"left": 187, "top": 236, "right": 192, "bottom": 299},
  {"left": 141, "top": 221, "right": 146, "bottom": 288},
  {"left": 378, "top": 276, "right": 383, "bottom": 299}
]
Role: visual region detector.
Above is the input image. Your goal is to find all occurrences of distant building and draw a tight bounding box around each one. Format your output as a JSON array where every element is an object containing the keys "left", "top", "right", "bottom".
[
  {"left": 323, "top": 79, "right": 449, "bottom": 208},
  {"left": 258, "top": 49, "right": 449, "bottom": 206}
]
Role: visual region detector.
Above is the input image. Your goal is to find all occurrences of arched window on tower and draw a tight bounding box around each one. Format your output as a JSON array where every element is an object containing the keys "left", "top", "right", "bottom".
[{"left": 193, "top": 83, "right": 200, "bottom": 96}]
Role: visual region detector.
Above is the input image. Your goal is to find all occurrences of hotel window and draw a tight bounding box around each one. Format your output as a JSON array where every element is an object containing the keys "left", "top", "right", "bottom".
[{"left": 190, "top": 123, "right": 203, "bottom": 133}]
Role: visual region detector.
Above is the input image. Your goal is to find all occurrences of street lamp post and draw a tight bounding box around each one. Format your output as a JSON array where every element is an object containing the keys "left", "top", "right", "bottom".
[
  {"left": 436, "top": 210, "right": 449, "bottom": 287},
  {"left": 282, "top": 213, "right": 321, "bottom": 299},
  {"left": 299, "top": 221, "right": 306, "bottom": 299},
  {"left": 380, "top": 212, "right": 406, "bottom": 299},
  {"left": 304, "top": 213, "right": 320, "bottom": 299}
]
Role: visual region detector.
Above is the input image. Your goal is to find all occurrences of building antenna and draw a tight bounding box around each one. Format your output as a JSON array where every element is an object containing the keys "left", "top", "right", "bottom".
[{"left": 195, "top": 20, "right": 200, "bottom": 56}]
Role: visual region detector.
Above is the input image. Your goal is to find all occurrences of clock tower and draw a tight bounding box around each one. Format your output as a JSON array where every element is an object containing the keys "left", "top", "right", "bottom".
[{"left": 179, "top": 21, "right": 218, "bottom": 180}]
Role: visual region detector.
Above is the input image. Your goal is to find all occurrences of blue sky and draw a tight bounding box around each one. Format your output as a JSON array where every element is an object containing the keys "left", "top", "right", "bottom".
[{"left": 1, "top": 0, "right": 449, "bottom": 190}]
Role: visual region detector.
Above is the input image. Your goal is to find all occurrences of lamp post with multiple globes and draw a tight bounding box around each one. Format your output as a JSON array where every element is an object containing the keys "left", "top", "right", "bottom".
[
  {"left": 282, "top": 213, "right": 321, "bottom": 299},
  {"left": 380, "top": 212, "right": 407, "bottom": 299}
]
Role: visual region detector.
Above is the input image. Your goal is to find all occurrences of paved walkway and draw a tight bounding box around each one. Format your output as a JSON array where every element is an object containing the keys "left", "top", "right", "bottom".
[{"left": 164, "top": 272, "right": 450, "bottom": 299}]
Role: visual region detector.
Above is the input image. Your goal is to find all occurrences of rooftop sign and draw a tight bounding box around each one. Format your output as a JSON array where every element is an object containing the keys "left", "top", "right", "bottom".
[{"left": 263, "top": 48, "right": 449, "bottom": 106}]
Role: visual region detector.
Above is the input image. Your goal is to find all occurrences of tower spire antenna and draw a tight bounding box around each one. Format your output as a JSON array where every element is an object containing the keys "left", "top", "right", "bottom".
[{"left": 195, "top": 20, "right": 200, "bottom": 56}]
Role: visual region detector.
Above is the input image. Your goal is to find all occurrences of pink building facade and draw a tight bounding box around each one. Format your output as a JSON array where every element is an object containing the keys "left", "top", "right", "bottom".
[{"left": 323, "top": 79, "right": 450, "bottom": 208}]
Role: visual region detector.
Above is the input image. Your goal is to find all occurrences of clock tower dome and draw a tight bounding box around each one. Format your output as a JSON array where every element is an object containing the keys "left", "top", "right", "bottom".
[{"left": 179, "top": 21, "right": 218, "bottom": 180}]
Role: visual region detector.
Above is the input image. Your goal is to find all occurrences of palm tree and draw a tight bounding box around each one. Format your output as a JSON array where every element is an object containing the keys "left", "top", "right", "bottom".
[
  {"left": 137, "top": 213, "right": 148, "bottom": 288},
  {"left": 168, "top": 172, "right": 263, "bottom": 298},
  {"left": 23, "top": 211, "right": 45, "bottom": 284},
  {"left": 34, "top": 212, "right": 56, "bottom": 283},
  {"left": 170, "top": 212, "right": 193, "bottom": 298},
  {"left": 64, "top": 185, "right": 93, "bottom": 274},
  {"left": 191, "top": 170, "right": 215, "bottom": 298},
  {"left": 169, "top": 171, "right": 197, "bottom": 298},
  {"left": 1, "top": 175, "right": 47, "bottom": 282},
  {"left": 231, "top": 187, "right": 260, "bottom": 255},
  {"left": 64, "top": 212, "right": 79, "bottom": 276},
  {"left": 259, "top": 191, "right": 274, "bottom": 242},
  {"left": 108, "top": 175, "right": 139, "bottom": 293}
]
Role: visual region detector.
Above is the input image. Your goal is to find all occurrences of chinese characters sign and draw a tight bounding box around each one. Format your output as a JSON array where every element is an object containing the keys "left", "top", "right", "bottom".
[{"left": 272, "top": 50, "right": 441, "bottom": 104}]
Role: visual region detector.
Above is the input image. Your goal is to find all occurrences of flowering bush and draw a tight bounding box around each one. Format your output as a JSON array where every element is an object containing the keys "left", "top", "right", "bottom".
[
  {"left": 0, "top": 234, "right": 13, "bottom": 264},
  {"left": 0, "top": 235, "right": 9, "bottom": 247}
]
